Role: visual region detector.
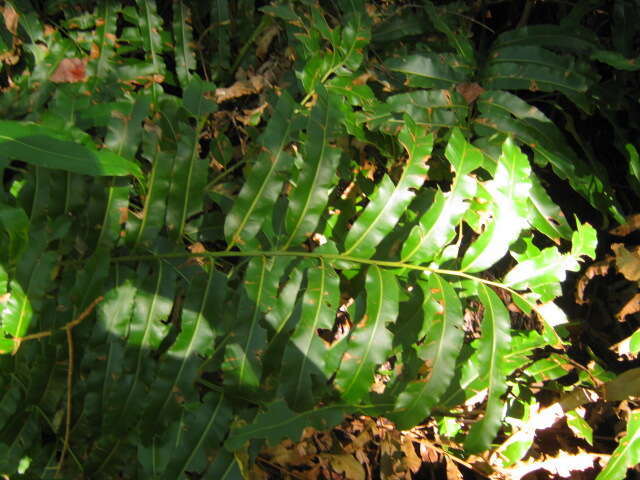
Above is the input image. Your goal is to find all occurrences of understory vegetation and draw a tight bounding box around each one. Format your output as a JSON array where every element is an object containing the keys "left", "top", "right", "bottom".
[{"left": 1, "top": 0, "right": 640, "bottom": 478}]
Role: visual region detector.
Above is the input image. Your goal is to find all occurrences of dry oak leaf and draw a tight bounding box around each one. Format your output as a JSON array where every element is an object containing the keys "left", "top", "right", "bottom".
[{"left": 51, "top": 58, "right": 87, "bottom": 83}]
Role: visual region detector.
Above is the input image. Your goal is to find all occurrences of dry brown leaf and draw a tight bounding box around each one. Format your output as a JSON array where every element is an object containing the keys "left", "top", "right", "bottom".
[
  {"left": 445, "top": 456, "right": 463, "bottom": 480},
  {"left": 50, "top": 58, "right": 87, "bottom": 83},
  {"left": 320, "top": 453, "right": 365, "bottom": 480},
  {"left": 215, "top": 74, "right": 266, "bottom": 102},
  {"left": 609, "top": 213, "right": 640, "bottom": 236},
  {"left": 3, "top": 4, "right": 18, "bottom": 35},
  {"left": 615, "top": 292, "right": 640, "bottom": 322},
  {"left": 400, "top": 436, "right": 422, "bottom": 473},
  {"left": 256, "top": 23, "right": 280, "bottom": 58},
  {"left": 456, "top": 82, "right": 485, "bottom": 104},
  {"left": 612, "top": 243, "right": 640, "bottom": 281},
  {"left": 575, "top": 257, "right": 614, "bottom": 304}
]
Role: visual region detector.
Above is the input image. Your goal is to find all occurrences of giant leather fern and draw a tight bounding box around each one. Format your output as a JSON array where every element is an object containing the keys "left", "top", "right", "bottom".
[{"left": 4, "top": 1, "right": 635, "bottom": 478}]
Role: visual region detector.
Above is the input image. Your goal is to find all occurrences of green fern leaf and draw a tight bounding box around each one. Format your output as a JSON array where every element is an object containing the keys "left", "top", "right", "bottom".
[
  {"left": 282, "top": 88, "right": 343, "bottom": 249},
  {"left": 464, "top": 284, "right": 511, "bottom": 453},
  {"left": 392, "top": 273, "right": 465, "bottom": 429},
  {"left": 402, "top": 128, "right": 481, "bottom": 264},
  {"left": 225, "top": 400, "right": 346, "bottom": 450},
  {"left": 343, "top": 116, "right": 432, "bottom": 259},
  {"left": 135, "top": 0, "right": 166, "bottom": 103},
  {"left": 474, "top": 90, "right": 623, "bottom": 221},
  {"left": 527, "top": 175, "right": 573, "bottom": 242},
  {"left": 483, "top": 46, "right": 592, "bottom": 103},
  {"left": 89, "top": 0, "right": 119, "bottom": 88},
  {"left": 462, "top": 136, "right": 531, "bottom": 272},
  {"left": 222, "top": 257, "right": 271, "bottom": 391},
  {"left": 209, "top": 1, "right": 231, "bottom": 71},
  {"left": 162, "top": 393, "right": 232, "bottom": 479},
  {"left": 385, "top": 53, "right": 469, "bottom": 89},
  {"left": 142, "top": 269, "right": 226, "bottom": 434},
  {"left": 172, "top": 0, "right": 197, "bottom": 88},
  {"left": 596, "top": 410, "right": 640, "bottom": 480},
  {"left": 363, "top": 90, "right": 468, "bottom": 134},
  {"left": 0, "top": 121, "right": 142, "bottom": 177},
  {"left": 281, "top": 258, "right": 340, "bottom": 410},
  {"left": 224, "top": 93, "right": 297, "bottom": 249},
  {"left": 165, "top": 121, "right": 209, "bottom": 241},
  {"left": 334, "top": 265, "right": 398, "bottom": 403},
  {"left": 130, "top": 126, "right": 174, "bottom": 248},
  {"left": 102, "top": 262, "right": 175, "bottom": 434}
]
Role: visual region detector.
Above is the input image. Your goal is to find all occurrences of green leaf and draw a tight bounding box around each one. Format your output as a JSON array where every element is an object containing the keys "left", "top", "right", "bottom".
[
  {"left": 102, "top": 261, "right": 175, "bottom": 434},
  {"left": 335, "top": 266, "right": 398, "bottom": 403},
  {"left": 474, "top": 91, "right": 622, "bottom": 221},
  {"left": 172, "top": 0, "right": 197, "bottom": 88},
  {"left": 135, "top": 0, "right": 166, "bottom": 103},
  {"left": 165, "top": 121, "right": 208, "bottom": 240},
  {"left": 88, "top": 0, "right": 119, "bottom": 88},
  {"left": 392, "top": 274, "right": 465, "bottom": 429},
  {"left": 343, "top": 117, "right": 432, "bottom": 258},
  {"left": 0, "top": 121, "right": 142, "bottom": 177},
  {"left": 626, "top": 144, "right": 640, "bottom": 198},
  {"left": 130, "top": 126, "right": 174, "bottom": 248},
  {"left": 224, "top": 92, "right": 297, "bottom": 249},
  {"left": 162, "top": 393, "right": 232, "bottom": 479},
  {"left": 283, "top": 89, "right": 343, "bottom": 249},
  {"left": 503, "top": 247, "right": 571, "bottom": 291},
  {"left": 209, "top": 1, "right": 231, "bottom": 71},
  {"left": 422, "top": 1, "right": 475, "bottom": 64},
  {"left": 464, "top": 284, "right": 511, "bottom": 453},
  {"left": 566, "top": 409, "right": 593, "bottom": 446},
  {"left": 281, "top": 258, "right": 340, "bottom": 410},
  {"left": 363, "top": 90, "right": 468, "bottom": 134},
  {"left": 591, "top": 50, "right": 640, "bottom": 71},
  {"left": 225, "top": 400, "right": 346, "bottom": 450},
  {"left": 0, "top": 204, "right": 29, "bottom": 266},
  {"left": 525, "top": 353, "right": 573, "bottom": 382},
  {"left": 596, "top": 411, "right": 640, "bottom": 480},
  {"left": 492, "top": 24, "right": 599, "bottom": 53},
  {"left": 142, "top": 269, "right": 226, "bottom": 435},
  {"left": 462, "top": 136, "right": 531, "bottom": 272},
  {"left": 570, "top": 220, "right": 597, "bottom": 260},
  {"left": 222, "top": 257, "right": 271, "bottom": 391},
  {"left": 483, "top": 46, "right": 592, "bottom": 103},
  {"left": 527, "top": 176, "right": 573, "bottom": 242},
  {"left": 183, "top": 76, "right": 216, "bottom": 118},
  {"left": 385, "top": 53, "right": 469, "bottom": 89},
  {"left": 402, "top": 128, "right": 481, "bottom": 264}
]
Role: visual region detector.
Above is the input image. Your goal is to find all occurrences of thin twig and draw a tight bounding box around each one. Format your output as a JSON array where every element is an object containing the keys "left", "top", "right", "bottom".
[
  {"left": 11, "top": 296, "right": 104, "bottom": 354},
  {"left": 29, "top": 296, "right": 103, "bottom": 478}
]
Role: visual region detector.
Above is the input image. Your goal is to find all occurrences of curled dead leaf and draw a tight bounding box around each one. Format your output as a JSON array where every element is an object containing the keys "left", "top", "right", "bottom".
[
  {"left": 575, "top": 257, "right": 614, "bottom": 304},
  {"left": 612, "top": 243, "right": 640, "bottom": 281},
  {"left": 615, "top": 292, "right": 640, "bottom": 322},
  {"left": 256, "top": 23, "right": 280, "bottom": 58},
  {"left": 610, "top": 213, "right": 640, "bottom": 236},
  {"left": 215, "top": 74, "right": 266, "bottom": 103}
]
